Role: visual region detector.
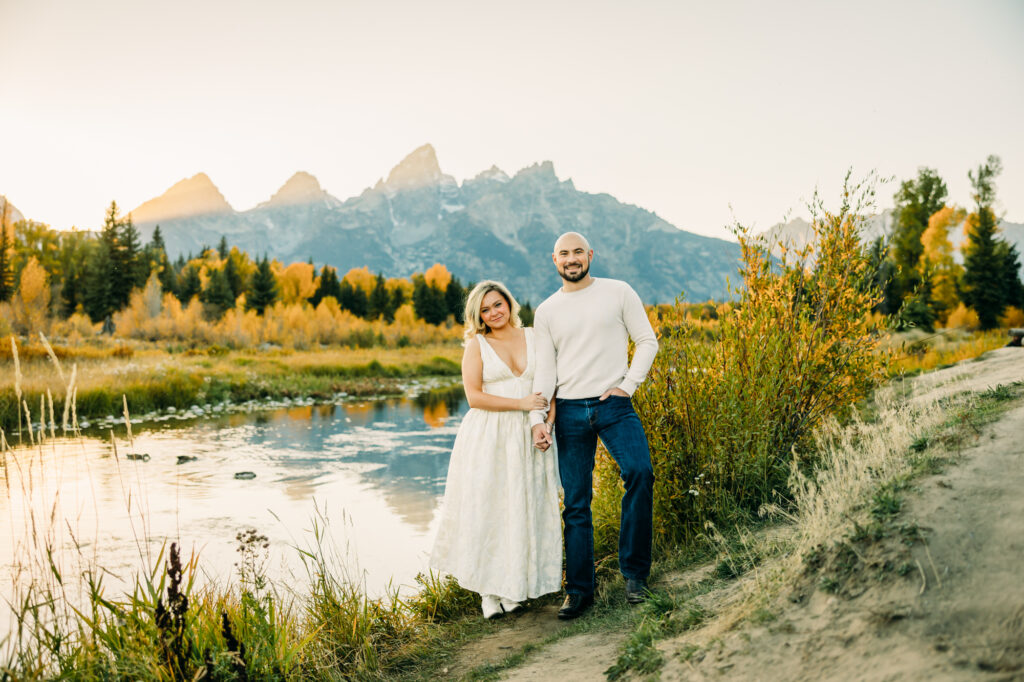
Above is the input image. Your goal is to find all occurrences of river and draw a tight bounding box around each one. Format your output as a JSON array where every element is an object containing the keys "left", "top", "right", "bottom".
[{"left": 0, "top": 385, "right": 467, "bottom": 617}]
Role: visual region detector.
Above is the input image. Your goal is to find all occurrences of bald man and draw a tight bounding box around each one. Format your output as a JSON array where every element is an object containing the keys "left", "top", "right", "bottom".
[{"left": 531, "top": 232, "right": 659, "bottom": 619}]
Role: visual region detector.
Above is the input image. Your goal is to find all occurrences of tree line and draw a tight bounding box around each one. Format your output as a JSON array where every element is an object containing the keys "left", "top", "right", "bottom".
[
  {"left": 0, "top": 202, "right": 542, "bottom": 334},
  {"left": 869, "top": 155, "right": 1023, "bottom": 330}
]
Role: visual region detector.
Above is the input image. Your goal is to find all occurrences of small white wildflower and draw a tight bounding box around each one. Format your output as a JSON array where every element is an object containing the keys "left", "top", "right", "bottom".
[{"left": 688, "top": 489, "right": 699, "bottom": 496}]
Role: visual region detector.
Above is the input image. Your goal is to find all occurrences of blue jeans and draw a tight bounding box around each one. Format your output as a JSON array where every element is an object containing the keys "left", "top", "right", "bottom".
[{"left": 555, "top": 395, "right": 654, "bottom": 596}]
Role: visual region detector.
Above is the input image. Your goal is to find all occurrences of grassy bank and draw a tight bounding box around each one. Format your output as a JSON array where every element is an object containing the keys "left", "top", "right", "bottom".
[{"left": 1, "top": 341, "right": 462, "bottom": 436}]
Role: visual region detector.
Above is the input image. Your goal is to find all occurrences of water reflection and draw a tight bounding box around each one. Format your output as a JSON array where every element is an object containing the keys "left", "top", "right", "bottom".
[{"left": 0, "top": 385, "right": 468, "bottom": 612}]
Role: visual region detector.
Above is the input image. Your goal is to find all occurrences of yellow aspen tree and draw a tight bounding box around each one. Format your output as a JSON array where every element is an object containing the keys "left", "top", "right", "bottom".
[
  {"left": 13, "top": 257, "right": 50, "bottom": 333},
  {"left": 423, "top": 263, "right": 452, "bottom": 291},
  {"left": 277, "top": 262, "right": 317, "bottom": 303},
  {"left": 343, "top": 266, "right": 376, "bottom": 294},
  {"left": 919, "top": 205, "right": 966, "bottom": 323}
]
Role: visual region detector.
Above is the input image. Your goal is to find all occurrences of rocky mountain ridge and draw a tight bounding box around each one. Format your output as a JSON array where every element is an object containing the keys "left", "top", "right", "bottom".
[{"left": 129, "top": 145, "right": 742, "bottom": 303}]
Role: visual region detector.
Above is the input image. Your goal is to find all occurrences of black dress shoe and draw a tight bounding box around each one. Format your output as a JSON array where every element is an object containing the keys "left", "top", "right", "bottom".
[
  {"left": 557, "top": 593, "right": 594, "bottom": 620},
  {"left": 625, "top": 578, "right": 650, "bottom": 604}
]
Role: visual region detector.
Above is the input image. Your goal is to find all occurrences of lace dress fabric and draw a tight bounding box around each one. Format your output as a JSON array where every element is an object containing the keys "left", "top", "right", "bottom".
[{"left": 429, "top": 328, "right": 563, "bottom": 601}]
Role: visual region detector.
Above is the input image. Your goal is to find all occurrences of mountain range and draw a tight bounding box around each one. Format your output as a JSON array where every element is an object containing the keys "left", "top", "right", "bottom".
[{"left": 127, "top": 145, "right": 742, "bottom": 304}]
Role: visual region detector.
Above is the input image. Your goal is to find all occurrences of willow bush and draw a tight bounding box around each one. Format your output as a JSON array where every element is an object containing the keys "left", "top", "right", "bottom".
[{"left": 595, "top": 175, "right": 888, "bottom": 553}]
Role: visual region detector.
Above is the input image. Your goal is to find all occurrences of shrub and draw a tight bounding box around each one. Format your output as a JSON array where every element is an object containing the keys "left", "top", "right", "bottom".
[{"left": 596, "top": 174, "right": 887, "bottom": 552}]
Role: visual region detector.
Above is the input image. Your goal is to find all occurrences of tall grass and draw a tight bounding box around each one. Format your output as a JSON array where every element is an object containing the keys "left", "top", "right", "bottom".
[{"left": 0, "top": 365, "right": 477, "bottom": 680}]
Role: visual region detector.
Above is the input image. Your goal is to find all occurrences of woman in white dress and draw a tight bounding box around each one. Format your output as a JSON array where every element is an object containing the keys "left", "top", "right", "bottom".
[{"left": 429, "top": 281, "right": 563, "bottom": 619}]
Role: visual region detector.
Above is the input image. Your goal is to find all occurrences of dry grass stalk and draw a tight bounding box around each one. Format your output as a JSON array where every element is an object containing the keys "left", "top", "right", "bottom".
[
  {"left": 61, "top": 364, "right": 77, "bottom": 434},
  {"left": 12, "top": 335, "right": 23, "bottom": 441},
  {"left": 38, "top": 332, "right": 65, "bottom": 384},
  {"left": 46, "top": 390, "right": 55, "bottom": 440},
  {"left": 122, "top": 395, "right": 133, "bottom": 451},
  {"left": 22, "top": 400, "right": 34, "bottom": 446}
]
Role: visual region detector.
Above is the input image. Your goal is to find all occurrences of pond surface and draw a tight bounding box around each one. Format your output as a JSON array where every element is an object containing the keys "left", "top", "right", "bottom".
[{"left": 0, "top": 386, "right": 467, "bottom": 619}]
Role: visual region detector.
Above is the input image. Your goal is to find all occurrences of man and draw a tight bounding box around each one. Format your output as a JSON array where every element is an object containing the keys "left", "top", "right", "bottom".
[{"left": 531, "top": 232, "right": 659, "bottom": 620}]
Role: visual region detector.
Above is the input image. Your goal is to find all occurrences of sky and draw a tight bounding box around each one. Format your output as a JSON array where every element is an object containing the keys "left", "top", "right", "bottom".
[{"left": 2, "top": 0, "right": 1022, "bottom": 241}]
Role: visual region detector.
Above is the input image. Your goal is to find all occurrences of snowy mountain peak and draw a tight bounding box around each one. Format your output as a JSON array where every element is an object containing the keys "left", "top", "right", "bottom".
[
  {"left": 131, "top": 173, "right": 234, "bottom": 224},
  {"left": 384, "top": 144, "right": 443, "bottom": 191},
  {"left": 472, "top": 165, "right": 511, "bottom": 183},
  {"left": 259, "top": 171, "right": 338, "bottom": 208}
]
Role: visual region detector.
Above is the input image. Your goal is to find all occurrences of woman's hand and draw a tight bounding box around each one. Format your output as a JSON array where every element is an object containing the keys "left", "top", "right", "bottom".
[{"left": 518, "top": 392, "right": 548, "bottom": 411}]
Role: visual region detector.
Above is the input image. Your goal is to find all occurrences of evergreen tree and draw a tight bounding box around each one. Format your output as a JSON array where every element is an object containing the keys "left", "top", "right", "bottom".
[
  {"left": 157, "top": 254, "right": 178, "bottom": 299},
  {"left": 224, "top": 254, "right": 243, "bottom": 300},
  {"left": 864, "top": 237, "right": 900, "bottom": 315},
  {"left": 339, "top": 278, "right": 368, "bottom": 317},
  {"left": 519, "top": 300, "right": 535, "bottom": 327},
  {"left": 200, "top": 267, "right": 234, "bottom": 317},
  {"left": 445, "top": 276, "right": 465, "bottom": 323},
  {"left": 369, "top": 273, "right": 391, "bottom": 320},
  {"left": 412, "top": 275, "right": 447, "bottom": 324},
  {"left": 150, "top": 225, "right": 166, "bottom": 253},
  {"left": 961, "top": 155, "right": 1011, "bottom": 329},
  {"left": 997, "top": 242, "right": 1024, "bottom": 311},
  {"left": 217, "top": 235, "right": 229, "bottom": 259},
  {"left": 309, "top": 266, "right": 342, "bottom": 307},
  {"left": 891, "top": 168, "right": 947, "bottom": 301},
  {"left": 247, "top": 256, "right": 278, "bottom": 315},
  {"left": 390, "top": 286, "right": 406, "bottom": 315},
  {"left": 83, "top": 244, "right": 115, "bottom": 321},
  {"left": 117, "top": 214, "right": 147, "bottom": 299},
  {"left": 0, "top": 223, "right": 12, "bottom": 302},
  {"left": 177, "top": 264, "right": 202, "bottom": 303}
]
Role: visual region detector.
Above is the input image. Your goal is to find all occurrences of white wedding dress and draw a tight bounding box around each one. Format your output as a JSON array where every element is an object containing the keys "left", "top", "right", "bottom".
[{"left": 429, "top": 328, "right": 563, "bottom": 602}]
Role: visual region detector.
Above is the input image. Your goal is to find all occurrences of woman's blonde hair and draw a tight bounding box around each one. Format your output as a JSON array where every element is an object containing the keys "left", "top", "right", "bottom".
[{"left": 463, "top": 280, "right": 522, "bottom": 340}]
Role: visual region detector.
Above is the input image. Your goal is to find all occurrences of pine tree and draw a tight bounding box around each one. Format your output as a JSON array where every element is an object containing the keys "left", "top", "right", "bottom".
[
  {"left": 217, "top": 235, "right": 229, "bottom": 260},
  {"left": 83, "top": 244, "right": 115, "bottom": 322},
  {"left": 310, "top": 266, "right": 342, "bottom": 307},
  {"left": 445, "top": 276, "right": 465, "bottom": 323},
  {"left": 157, "top": 254, "right": 178, "bottom": 298},
  {"left": 0, "top": 221, "right": 12, "bottom": 302},
  {"left": 247, "top": 256, "right": 278, "bottom": 315},
  {"left": 150, "top": 225, "right": 166, "bottom": 253},
  {"left": 117, "top": 214, "right": 147, "bottom": 298},
  {"left": 412, "top": 275, "right": 447, "bottom": 324},
  {"left": 961, "top": 155, "right": 1013, "bottom": 330},
  {"left": 369, "top": 273, "right": 391, "bottom": 320},
  {"left": 177, "top": 265, "right": 202, "bottom": 303},
  {"left": 201, "top": 267, "right": 234, "bottom": 317},
  {"left": 339, "top": 278, "right": 368, "bottom": 317},
  {"left": 224, "top": 255, "right": 243, "bottom": 300}
]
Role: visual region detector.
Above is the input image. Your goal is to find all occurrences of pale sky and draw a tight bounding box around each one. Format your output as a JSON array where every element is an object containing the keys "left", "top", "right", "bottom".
[{"left": 2, "top": 0, "right": 1022, "bottom": 240}]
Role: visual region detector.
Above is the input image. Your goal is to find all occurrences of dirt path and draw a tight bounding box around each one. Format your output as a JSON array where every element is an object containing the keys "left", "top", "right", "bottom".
[
  {"left": 447, "top": 348, "right": 1024, "bottom": 681},
  {"left": 657, "top": 347, "right": 1024, "bottom": 681}
]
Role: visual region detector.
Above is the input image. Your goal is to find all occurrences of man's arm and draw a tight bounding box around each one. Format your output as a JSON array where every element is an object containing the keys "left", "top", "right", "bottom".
[
  {"left": 530, "top": 307, "right": 556, "bottom": 427},
  {"left": 616, "top": 284, "right": 659, "bottom": 396}
]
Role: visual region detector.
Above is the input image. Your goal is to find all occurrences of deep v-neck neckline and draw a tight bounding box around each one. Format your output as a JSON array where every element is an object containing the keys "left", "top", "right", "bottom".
[{"left": 481, "top": 329, "right": 530, "bottom": 378}]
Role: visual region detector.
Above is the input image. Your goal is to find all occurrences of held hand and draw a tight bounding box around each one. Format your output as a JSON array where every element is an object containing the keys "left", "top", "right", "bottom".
[
  {"left": 519, "top": 392, "right": 548, "bottom": 411},
  {"left": 599, "top": 387, "right": 630, "bottom": 401},
  {"left": 532, "top": 423, "right": 552, "bottom": 451}
]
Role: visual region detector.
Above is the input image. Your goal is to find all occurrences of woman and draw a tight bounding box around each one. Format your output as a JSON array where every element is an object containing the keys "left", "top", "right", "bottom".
[{"left": 429, "top": 281, "right": 562, "bottom": 618}]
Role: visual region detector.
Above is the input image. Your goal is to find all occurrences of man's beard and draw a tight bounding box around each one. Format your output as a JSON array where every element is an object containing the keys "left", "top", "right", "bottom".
[{"left": 559, "top": 261, "right": 590, "bottom": 283}]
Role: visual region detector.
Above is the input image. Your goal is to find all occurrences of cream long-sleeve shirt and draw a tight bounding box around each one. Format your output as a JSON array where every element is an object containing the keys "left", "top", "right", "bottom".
[{"left": 530, "top": 278, "right": 659, "bottom": 427}]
